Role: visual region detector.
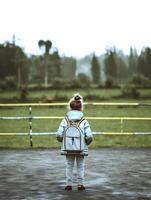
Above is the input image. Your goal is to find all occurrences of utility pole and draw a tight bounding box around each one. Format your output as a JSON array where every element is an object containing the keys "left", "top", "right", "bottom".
[{"left": 12, "top": 34, "right": 16, "bottom": 46}]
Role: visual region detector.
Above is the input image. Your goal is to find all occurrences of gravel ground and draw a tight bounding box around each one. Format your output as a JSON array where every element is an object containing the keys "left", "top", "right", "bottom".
[{"left": 0, "top": 149, "right": 151, "bottom": 200}]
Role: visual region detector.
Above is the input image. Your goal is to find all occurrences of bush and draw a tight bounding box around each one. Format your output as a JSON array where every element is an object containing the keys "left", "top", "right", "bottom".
[
  {"left": 84, "top": 93, "right": 107, "bottom": 101},
  {"left": 0, "top": 79, "right": 5, "bottom": 90},
  {"left": 66, "top": 79, "right": 81, "bottom": 89},
  {"left": 129, "top": 74, "right": 151, "bottom": 88},
  {"left": 77, "top": 73, "right": 91, "bottom": 88},
  {"left": 104, "top": 77, "right": 119, "bottom": 88},
  {"left": 0, "top": 76, "right": 17, "bottom": 90},
  {"left": 105, "top": 78, "right": 114, "bottom": 88},
  {"left": 53, "top": 92, "right": 68, "bottom": 102},
  {"left": 51, "top": 76, "right": 90, "bottom": 89},
  {"left": 40, "top": 95, "right": 53, "bottom": 103},
  {"left": 64, "top": 75, "right": 91, "bottom": 89},
  {"left": 51, "top": 78, "right": 67, "bottom": 89},
  {"left": 121, "top": 85, "right": 140, "bottom": 99},
  {"left": 19, "top": 87, "right": 28, "bottom": 101}
]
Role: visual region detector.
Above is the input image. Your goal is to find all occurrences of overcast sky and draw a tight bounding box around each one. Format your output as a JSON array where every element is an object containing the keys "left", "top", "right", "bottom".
[{"left": 0, "top": 0, "right": 151, "bottom": 58}]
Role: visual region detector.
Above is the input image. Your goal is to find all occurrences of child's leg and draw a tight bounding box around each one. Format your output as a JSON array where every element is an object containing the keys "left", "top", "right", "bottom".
[
  {"left": 66, "top": 155, "right": 75, "bottom": 186},
  {"left": 76, "top": 155, "right": 85, "bottom": 185}
]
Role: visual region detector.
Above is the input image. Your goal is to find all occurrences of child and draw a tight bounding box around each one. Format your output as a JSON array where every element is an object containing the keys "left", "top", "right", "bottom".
[{"left": 56, "top": 93, "right": 93, "bottom": 191}]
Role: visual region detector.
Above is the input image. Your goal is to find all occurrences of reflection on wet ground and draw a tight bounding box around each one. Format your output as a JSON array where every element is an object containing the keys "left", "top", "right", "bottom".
[{"left": 0, "top": 149, "right": 151, "bottom": 200}]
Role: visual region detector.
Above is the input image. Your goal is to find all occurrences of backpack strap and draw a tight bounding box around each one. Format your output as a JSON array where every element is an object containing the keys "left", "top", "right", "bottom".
[
  {"left": 65, "top": 117, "right": 71, "bottom": 127},
  {"left": 65, "top": 117, "right": 85, "bottom": 127},
  {"left": 77, "top": 118, "right": 85, "bottom": 127}
]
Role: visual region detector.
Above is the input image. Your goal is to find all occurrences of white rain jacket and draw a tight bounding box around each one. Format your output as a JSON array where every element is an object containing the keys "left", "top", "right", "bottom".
[{"left": 56, "top": 110, "right": 93, "bottom": 156}]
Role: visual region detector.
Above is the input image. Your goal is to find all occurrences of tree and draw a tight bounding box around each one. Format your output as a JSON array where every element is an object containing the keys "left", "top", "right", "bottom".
[
  {"left": 0, "top": 42, "right": 28, "bottom": 88},
  {"left": 116, "top": 57, "right": 127, "bottom": 83},
  {"left": 50, "top": 50, "right": 61, "bottom": 80},
  {"left": 61, "top": 56, "right": 76, "bottom": 80},
  {"left": 91, "top": 53, "right": 101, "bottom": 84},
  {"left": 38, "top": 40, "right": 52, "bottom": 55},
  {"left": 128, "top": 47, "right": 138, "bottom": 76},
  {"left": 116, "top": 52, "right": 128, "bottom": 83},
  {"left": 38, "top": 40, "right": 52, "bottom": 88},
  {"left": 13, "top": 48, "right": 29, "bottom": 88},
  {"left": 138, "top": 47, "right": 151, "bottom": 79},
  {"left": 0, "top": 42, "right": 17, "bottom": 79},
  {"left": 77, "top": 73, "right": 90, "bottom": 88},
  {"left": 104, "top": 47, "right": 117, "bottom": 80}
]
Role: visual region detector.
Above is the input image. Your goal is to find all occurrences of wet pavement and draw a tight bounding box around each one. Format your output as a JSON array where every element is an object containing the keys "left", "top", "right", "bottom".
[{"left": 0, "top": 149, "right": 151, "bottom": 200}]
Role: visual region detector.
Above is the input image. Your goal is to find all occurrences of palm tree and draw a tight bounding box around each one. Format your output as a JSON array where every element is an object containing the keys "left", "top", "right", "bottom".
[
  {"left": 38, "top": 40, "right": 52, "bottom": 87},
  {"left": 38, "top": 40, "right": 45, "bottom": 53}
]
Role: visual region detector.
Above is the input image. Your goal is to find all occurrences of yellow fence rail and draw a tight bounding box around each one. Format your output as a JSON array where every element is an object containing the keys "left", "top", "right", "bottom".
[
  {"left": 0, "top": 102, "right": 151, "bottom": 107},
  {"left": 0, "top": 102, "right": 151, "bottom": 147}
]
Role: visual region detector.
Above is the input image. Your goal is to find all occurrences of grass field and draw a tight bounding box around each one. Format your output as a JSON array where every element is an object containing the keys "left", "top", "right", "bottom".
[
  {"left": 0, "top": 88, "right": 151, "bottom": 102},
  {"left": 0, "top": 89, "right": 151, "bottom": 148}
]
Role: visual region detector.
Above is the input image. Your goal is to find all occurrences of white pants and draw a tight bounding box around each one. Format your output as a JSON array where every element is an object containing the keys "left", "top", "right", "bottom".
[{"left": 66, "top": 155, "right": 84, "bottom": 185}]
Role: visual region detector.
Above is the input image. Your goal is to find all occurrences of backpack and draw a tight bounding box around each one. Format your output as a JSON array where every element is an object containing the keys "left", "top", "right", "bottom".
[{"left": 62, "top": 117, "right": 85, "bottom": 155}]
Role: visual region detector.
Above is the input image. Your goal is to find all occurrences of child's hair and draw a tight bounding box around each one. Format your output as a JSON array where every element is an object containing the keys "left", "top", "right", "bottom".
[{"left": 68, "top": 93, "right": 83, "bottom": 111}]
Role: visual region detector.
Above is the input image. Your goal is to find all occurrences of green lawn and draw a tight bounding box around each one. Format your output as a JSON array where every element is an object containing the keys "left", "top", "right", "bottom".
[
  {"left": 0, "top": 89, "right": 151, "bottom": 148},
  {"left": 0, "top": 88, "right": 151, "bottom": 101},
  {"left": 0, "top": 103, "right": 151, "bottom": 148}
]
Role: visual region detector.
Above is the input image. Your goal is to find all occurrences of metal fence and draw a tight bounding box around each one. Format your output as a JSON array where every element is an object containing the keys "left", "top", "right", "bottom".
[{"left": 0, "top": 103, "right": 151, "bottom": 147}]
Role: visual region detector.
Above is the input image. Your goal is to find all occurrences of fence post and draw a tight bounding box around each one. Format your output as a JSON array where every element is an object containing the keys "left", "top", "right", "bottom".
[{"left": 29, "top": 106, "right": 33, "bottom": 147}]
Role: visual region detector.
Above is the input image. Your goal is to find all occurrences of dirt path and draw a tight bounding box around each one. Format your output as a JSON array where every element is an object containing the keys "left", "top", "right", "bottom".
[{"left": 0, "top": 149, "right": 151, "bottom": 200}]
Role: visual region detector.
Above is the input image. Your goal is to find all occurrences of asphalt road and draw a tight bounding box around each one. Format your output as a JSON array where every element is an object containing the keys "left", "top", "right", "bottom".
[{"left": 0, "top": 149, "right": 151, "bottom": 200}]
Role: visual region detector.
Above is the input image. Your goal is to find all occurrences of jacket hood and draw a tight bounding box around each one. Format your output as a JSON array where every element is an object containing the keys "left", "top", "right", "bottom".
[{"left": 66, "top": 110, "right": 84, "bottom": 122}]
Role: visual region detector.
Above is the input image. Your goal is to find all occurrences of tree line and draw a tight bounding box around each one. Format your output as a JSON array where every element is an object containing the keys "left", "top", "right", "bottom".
[
  {"left": 0, "top": 40, "right": 151, "bottom": 90},
  {"left": 91, "top": 47, "right": 151, "bottom": 86}
]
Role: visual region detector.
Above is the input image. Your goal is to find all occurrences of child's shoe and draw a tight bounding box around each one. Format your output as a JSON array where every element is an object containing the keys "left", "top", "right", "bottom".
[
  {"left": 77, "top": 185, "right": 85, "bottom": 191},
  {"left": 65, "top": 185, "right": 72, "bottom": 191}
]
